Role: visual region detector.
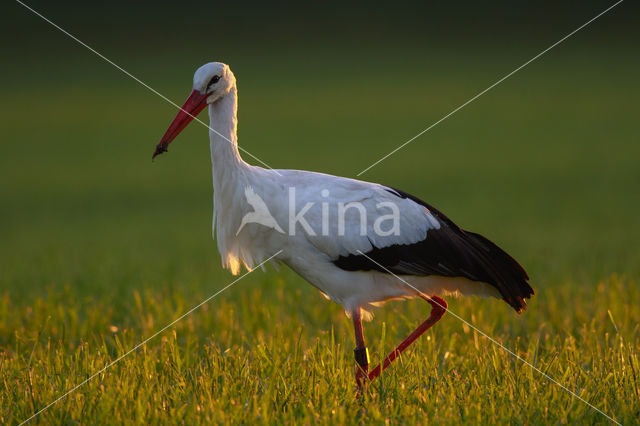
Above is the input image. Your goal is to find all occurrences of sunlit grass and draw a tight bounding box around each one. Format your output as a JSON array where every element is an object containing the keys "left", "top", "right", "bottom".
[{"left": 2, "top": 274, "right": 638, "bottom": 424}]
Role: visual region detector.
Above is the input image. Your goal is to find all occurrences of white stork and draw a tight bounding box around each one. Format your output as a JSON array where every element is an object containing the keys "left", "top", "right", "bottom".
[{"left": 152, "top": 62, "right": 534, "bottom": 386}]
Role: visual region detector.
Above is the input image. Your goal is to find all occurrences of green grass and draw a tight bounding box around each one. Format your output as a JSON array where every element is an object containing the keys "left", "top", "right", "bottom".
[{"left": 1, "top": 39, "right": 639, "bottom": 424}]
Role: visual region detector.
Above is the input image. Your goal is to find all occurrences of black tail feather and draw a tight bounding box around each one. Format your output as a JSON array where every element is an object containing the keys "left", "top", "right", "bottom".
[
  {"left": 378, "top": 187, "right": 535, "bottom": 312},
  {"left": 464, "top": 231, "right": 534, "bottom": 312}
]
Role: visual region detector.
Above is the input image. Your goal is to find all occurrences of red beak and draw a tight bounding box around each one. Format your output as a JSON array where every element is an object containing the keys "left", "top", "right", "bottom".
[{"left": 152, "top": 89, "right": 209, "bottom": 159}]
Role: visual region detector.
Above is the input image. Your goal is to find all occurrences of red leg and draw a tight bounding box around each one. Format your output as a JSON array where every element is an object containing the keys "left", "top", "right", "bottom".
[
  {"left": 368, "top": 295, "right": 447, "bottom": 381},
  {"left": 352, "top": 309, "right": 369, "bottom": 389}
]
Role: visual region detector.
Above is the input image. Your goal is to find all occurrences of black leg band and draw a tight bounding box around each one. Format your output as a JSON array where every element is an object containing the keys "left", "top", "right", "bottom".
[{"left": 354, "top": 347, "right": 370, "bottom": 368}]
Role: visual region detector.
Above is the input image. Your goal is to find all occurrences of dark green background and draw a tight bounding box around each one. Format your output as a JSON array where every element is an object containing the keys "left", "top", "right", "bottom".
[{"left": 3, "top": 1, "right": 638, "bottom": 297}]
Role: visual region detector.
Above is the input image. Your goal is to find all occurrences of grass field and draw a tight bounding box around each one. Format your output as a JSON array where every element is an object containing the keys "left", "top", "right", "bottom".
[{"left": 2, "top": 8, "right": 640, "bottom": 423}]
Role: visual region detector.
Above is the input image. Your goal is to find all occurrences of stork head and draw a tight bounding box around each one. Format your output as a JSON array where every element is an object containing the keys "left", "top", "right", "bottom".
[{"left": 153, "top": 62, "right": 235, "bottom": 159}]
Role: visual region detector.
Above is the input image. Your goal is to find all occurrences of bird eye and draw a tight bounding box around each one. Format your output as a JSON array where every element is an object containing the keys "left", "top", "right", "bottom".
[{"left": 208, "top": 75, "right": 221, "bottom": 87}]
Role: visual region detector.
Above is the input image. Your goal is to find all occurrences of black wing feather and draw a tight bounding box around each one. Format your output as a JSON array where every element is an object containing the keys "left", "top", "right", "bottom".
[{"left": 333, "top": 188, "right": 534, "bottom": 312}]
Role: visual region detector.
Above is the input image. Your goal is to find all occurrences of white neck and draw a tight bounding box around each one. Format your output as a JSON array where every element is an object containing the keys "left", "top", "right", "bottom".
[
  {"left": 206, "top": 82, "right": 284, "bottom": 275},
  {"left": 208, "top": 87, "right": 248, "bottom": 188},
  {"left": 208, "top": 86, "right": 257, "bottom": 273}
]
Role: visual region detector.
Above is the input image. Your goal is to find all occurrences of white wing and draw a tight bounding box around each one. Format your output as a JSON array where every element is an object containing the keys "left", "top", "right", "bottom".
[{"left": 270, "top": 170, "right": 441, "bottom": 259}]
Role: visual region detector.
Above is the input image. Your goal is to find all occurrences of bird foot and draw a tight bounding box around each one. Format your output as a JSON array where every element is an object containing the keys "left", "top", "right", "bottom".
[{"left": 355, "top": 295, "right": 447, "bottom": 388}]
